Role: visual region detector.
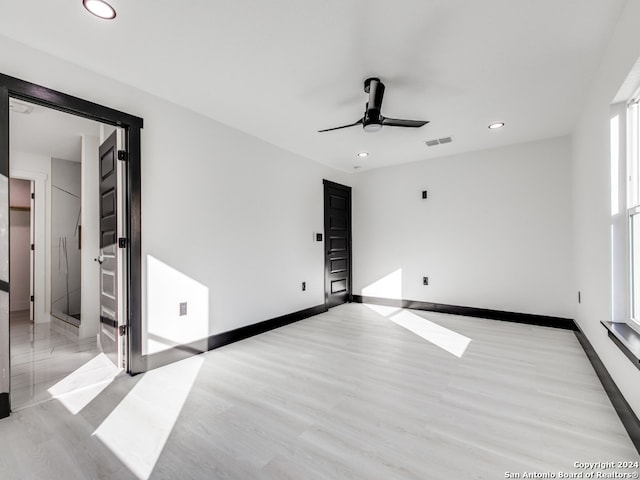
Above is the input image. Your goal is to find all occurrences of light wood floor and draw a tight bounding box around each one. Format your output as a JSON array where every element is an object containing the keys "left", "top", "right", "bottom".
[{"left": 0, "top": 303, "right": 638, "bottom": 479}]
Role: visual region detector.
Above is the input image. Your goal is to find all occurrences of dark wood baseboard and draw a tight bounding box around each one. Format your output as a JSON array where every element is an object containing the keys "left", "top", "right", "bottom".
[
  {"left": 574, "top": 330, "right": 640, "bottom": 454},
  {"left": 207, "top": 304, "right": 328, "bottom": 350},
  {"left": 352, "top": 295, "right": 577, "bottom": 330},
  {"left": 0, "top": 392, "right": 9, "bottom": 419},
  {"left": 145, "top": 304, "right": 328, "bottom": 371}
]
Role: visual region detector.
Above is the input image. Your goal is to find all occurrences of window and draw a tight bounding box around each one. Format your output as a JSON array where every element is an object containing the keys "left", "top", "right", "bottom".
[
  {"left": 627, "top": 98, "right": 640, "bottom": 329},
  {"left": 603, "top": 71, "right": 640, "bottom": 364}
]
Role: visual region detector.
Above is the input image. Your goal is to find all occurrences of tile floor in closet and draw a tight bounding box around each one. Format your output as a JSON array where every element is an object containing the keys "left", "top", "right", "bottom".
[{"left": 9, "top": 310, "right": 109, "bottom": 409}]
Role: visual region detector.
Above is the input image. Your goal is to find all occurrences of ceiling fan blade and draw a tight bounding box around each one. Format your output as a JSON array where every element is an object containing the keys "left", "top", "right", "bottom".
[
  {"left": 318, "top": 118, "right": 363, "bottom": 133},
  {"left": 381, "top": 118, "right": 429, "bottom": 128}
]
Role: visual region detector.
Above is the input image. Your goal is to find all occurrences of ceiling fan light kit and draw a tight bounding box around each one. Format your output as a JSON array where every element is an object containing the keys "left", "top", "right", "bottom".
[
  {"left": 363, "top": 123, "right": 382, "bottom": 133},
  {"left": 319, "top": 77, "right": 429, "bottom": 133}
]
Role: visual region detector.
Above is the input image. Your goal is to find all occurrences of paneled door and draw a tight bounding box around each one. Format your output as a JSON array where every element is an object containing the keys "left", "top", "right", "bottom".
[
  {"left": 98, "top": 131, "right": 121, "bottom": 366},
  {"left": 324, "top": 180, "right": 352, "bottom": 308}
]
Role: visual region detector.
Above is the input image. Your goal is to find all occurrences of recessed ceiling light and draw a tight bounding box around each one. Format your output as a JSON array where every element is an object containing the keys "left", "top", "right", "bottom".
[
  {"left": 357, "top": 152, "right": 369, "bottom": 158},
  {"left": 83, "top": 0, "right": 116, "bottom": 19},
  {"left": 488, "top": 122, "right": 505, "bottom": 129}
]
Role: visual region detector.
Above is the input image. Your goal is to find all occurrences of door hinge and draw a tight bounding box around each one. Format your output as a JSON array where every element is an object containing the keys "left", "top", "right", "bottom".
[
  {"left": 31, "top": 193, "right": 34, "bottom": 199},
  {"left": 30, "top": 295, "right": 34, "bottom": 302},
  {"left": 118, "top": 237, "right": 127, "bottom": 248},
  {"left": 30, "top": 244, "right": 34, "bottom": 251},
  {"left": 118, "top": 325, "right": 128, "bottom": 336},
  {"left": 117, "top": 150, "right": 127, "bottom": 161}
]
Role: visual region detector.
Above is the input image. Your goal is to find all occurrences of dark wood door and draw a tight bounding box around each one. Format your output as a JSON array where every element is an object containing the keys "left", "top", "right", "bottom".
[
  {"left": 0, "top": 90, "right": 9, "bottom": 418},
  {"left": 99, "top": 131, "right": 119, "bottom": 365},
  {"left": 324, "top": 180, "right": 352, "bottom": 308}
]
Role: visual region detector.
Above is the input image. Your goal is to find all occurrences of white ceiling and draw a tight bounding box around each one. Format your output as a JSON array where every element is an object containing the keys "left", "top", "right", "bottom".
[
  {"left": 0, "top": 0, "right": 626, "bottom": 172},
  {"left": 9, "top": 100, "right": 101, "bottom": 161}
]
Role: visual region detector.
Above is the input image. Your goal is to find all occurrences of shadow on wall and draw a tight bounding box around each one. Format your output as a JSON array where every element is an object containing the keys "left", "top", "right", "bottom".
[{"left": 146, "top": 255, "right": 210, "bottom": 355}]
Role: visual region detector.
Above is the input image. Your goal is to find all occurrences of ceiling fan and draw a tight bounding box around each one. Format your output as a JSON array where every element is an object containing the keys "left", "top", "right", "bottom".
[{"left": 318, "top": 77, "right": 429, "bottom": 133}]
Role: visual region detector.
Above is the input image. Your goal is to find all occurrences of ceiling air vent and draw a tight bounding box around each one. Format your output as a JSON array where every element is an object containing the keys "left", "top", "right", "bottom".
[{"left": 425, "top": 136, "right": 453, "bottom": 147}]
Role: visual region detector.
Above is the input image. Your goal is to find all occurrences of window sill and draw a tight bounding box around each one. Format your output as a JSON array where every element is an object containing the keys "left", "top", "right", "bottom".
[{"left": 601, "top": 321, "right": 640, "bottom": 371}]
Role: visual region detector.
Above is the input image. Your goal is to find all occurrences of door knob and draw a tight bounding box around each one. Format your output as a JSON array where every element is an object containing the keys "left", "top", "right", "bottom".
[{"left": 94, "top": 255, "right": 104, "bottom": 265}]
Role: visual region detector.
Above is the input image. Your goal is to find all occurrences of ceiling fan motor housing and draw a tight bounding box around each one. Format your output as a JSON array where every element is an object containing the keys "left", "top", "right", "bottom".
[
  {"left": 363, "top": 77, "right": 381, "bottom": 94},
  {"left": 363, "top": 77, "right": 385, "bottom": 129},
  {"left": 364, "top": 105, "right": 382, "bottom": 125}
]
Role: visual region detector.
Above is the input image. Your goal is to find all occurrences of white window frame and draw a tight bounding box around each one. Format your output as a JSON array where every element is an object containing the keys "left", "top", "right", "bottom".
[{"left": 627, "top": 97, "right": 640, "bottom": 330}]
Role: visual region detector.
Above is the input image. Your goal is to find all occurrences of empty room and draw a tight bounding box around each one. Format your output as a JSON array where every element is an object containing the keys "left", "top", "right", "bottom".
[{"left": 0, "top": 1, "right": 640, "bottom": 479}]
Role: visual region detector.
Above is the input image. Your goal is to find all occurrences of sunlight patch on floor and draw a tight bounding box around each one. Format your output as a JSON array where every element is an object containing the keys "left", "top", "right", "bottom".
[
  {"left": 390, "top": 309, "right": 471, "bottom": 358},
  {"left": 47, "top": 352, "right": 121, "bottom": 415},
  {"left": 93, "top": 354, "right": 204, "bottom": 480},
  {"left": 363, "top": 303, "right": 401, "bottom": 317}
]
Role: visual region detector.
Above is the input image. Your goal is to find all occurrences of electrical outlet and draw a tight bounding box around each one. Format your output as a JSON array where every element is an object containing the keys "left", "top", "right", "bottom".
[
  {"left": 422, "top": 190, "right": 428, "bottom": 199},
  {"left": 423, "top": 276, "right": 429, "bottom": 286},
  {"left": 302, "top": 282, "right": 306, "bottom": 291},
  {"left": 179, "top": 302, "right": 188, "bottom": 316}
]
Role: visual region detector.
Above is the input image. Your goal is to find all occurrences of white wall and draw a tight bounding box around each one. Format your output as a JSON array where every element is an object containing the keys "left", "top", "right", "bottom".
[
  {"left": 352, "top": 136, "right": 574, "bottom": 319},
  {"left": 0, "top": 35, "right": 348, "bottom": 359},
  {"left": 9, "top": 151, "right": 51, "bottom": 324},
  {"left": 80, "top": 136, "right": 100, "bottom": 339},
  {"left": 572, "top": 0, "right": 640, "bottom": 417},
  {"left": 141, "top": 103, "right": 346, "bottom": 353}
]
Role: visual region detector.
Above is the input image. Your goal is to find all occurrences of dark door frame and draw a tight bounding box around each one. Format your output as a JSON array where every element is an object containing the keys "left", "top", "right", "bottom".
[
  {"left": 0, "top": 73, "right": 145, "bottom": 418},
  {"left": 323, "top": 179, "right": 353, "bottom": 308}
]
